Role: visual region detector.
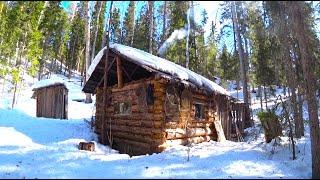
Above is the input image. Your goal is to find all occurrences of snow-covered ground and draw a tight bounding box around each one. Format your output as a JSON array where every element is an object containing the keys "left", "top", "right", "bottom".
[{"left": 0, "top": 73, "right": 312, "bottom": 178}]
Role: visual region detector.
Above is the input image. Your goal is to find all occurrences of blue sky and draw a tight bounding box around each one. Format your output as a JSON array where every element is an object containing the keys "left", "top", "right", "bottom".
[{"left": 60, "top": 1, "right": 229, "bottom": 49}]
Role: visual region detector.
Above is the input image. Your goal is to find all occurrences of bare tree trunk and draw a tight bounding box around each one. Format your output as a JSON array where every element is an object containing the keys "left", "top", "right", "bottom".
[
  {"left": 162, "top": 1, "right": 167, "bottom": 44},
  {"left": 281, "top": 31, "right": 301, "bottom": 139},
  {"left": 101, "top": 1, "right": 113, "bottom": 49},
  {"left": 279, "top": 96, "right": 296, "bottom": 160},
  {"left": 38, "top": 37, "right": 49, "bottom": 81},
  {"left": 37, "top": 1, "right": 49, "bottom": 26},
  {"left": 84, "top": 1, "right": 92, "bottom": 103},
  {"left": 12, "top": 39, "right": 23, "bottom": 109},
  {"left": 37, "top": 2, "right": 50, "bottom": 81},
  {"left": 231, "top": 1, "right": 249, "bottom": 119},
  {"left": 263, "top": 84, "right": 267, "bottom": 110},
  {"left": 291, "top": 87, "right": 302, "bottom": 138},
  {"left": 190, "top": 1, "right": 197, "bottom": 65},
  {"left": 297, "top": 88, "right": 304, "bottom": 136},
  {"left": 243, "top": 37, "right": 251, "bottom": 103},
  {"left": 293, "top": 49, "right": 304, "bottom": 137},
  {"left": 231, "top": 3, "right": 237, "bottom": 55},
  {"left": 16, "top": 32, "right": 28, "bottom": 105},
  {"left": 101, "top": 25, "right": 107, "bottom": 49},
  {"left": 185, "top": 1, "right": 190, "bottom": 69},
  {"left": 258, "top": 85, "right": 263, "bottom": 110},
  {"left": 80, "top": 48, "right": 85, "bottom": 86},
  {"left": 288, "top": 2, "right": 320, "bottom": 177},
  {"left": 130, "top": 1, "right": 135, "bottom": 47},
  {"left": 148, "top": 1, "right": 154, "bottom": 54},
  {"left": 68, "top": 36, "right": 77, "bottom": 79},
  {"left": 11, "top": 81, "right": 18, "bottom": 109},
  {"left": 236, "top": 78, "right": 239, "bottom": 99},
  {"left": 91, "top": 1, "right": 104, "bottom": 63},
  {"left": 60, "top": 50, "right": 64, "bottom": 73}
]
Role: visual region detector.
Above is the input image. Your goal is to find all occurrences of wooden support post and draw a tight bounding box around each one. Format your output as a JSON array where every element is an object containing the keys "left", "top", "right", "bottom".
[
  {"left": 102, "top": 0, "right": 114, "bottom": 146},
  {"left": 102, "top": 49, "right": 109, "bottom": 145},
  {"left": 116, "top": 56, "right": 123, "bottom": 88}
]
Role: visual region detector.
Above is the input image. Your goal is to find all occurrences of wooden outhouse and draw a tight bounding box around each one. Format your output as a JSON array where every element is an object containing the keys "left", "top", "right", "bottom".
[
  {"left": 32, "top": 82, "right": 68, "bottom": 119},
  {"left": 83, "top": 43, "right": 251, "bottom": 156}
]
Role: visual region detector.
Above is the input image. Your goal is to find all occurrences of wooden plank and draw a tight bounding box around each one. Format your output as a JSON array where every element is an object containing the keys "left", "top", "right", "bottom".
[
  {"left": 100, "top": 118, "right": 161, "bottom": 128},
  {"left": 109, "top": 77, "right": 155, "bottom": 93}
]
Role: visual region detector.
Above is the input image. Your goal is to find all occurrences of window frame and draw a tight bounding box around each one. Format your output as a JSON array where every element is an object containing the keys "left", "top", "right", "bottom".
[
  {"left": 194, "top": 102, "right": 205, "bottom": 120},
  {"left": 114, "top": 101, "right": 132, "bottom": 116}
]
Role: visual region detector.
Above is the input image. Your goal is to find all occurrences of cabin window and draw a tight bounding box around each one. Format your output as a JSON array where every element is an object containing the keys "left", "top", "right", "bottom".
[
  {"left": 114, "top": 102, "right": 132, "bottom": 115},
  {"left": 146, "top": 84, "right": 154, "bottom": 105},
  {"left": 194, "top": 103, "right": 205, "bottom": 120}
]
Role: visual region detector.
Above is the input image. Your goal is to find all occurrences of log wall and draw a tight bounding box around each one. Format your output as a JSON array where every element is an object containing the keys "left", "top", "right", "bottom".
[
  {"left": 95, "top": 75, "right": 250, "bottom": 156},
  {"left": 160, "top": 83, "right": 219, "bottom": 149},
  {"left": 95, "top": 77, "right": 166, "bottom": 156}
]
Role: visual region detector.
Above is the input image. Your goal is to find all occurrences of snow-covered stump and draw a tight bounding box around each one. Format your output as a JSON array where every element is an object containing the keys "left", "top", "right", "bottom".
[
  {"left": 78, "top": 142, "right": 95, "bottom": 151},
  {"left": 258, "top": 111, "right": 282, "bottom": 143}
]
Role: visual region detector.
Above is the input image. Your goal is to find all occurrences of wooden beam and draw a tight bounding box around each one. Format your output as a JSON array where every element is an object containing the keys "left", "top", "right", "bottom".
[
  {"left": 122, "top": 66, "right": 132, "bottom": 81},
  {"left": 116, "top": 56, "right": 123, "bottom": 88},
  {"left": 129, "top": 64, "right": 139, "bottom": 77},
  {"left": 97, "top": 57, "right": 116, "bottom": 87},
  {"left": 102, "top": 0, "right": 114, "bottom": 145},
  {"left": 102, "top": 47, "right": 109, "bottom": 145}
]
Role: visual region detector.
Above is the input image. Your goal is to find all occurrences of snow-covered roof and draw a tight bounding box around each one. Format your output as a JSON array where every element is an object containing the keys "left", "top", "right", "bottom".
[
  {"left": 32, "top": 78, "right": 68, "bottom": 91},
  {"left": 86, "top": 43, "right": 230, "bottom": 96}
]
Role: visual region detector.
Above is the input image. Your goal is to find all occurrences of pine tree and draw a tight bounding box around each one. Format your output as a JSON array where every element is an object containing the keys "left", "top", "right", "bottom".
[
  {"left": 205, "top": 18, "right": 220, "bottom": 80},
  {"left": 133, "top": 4, "right": 148, "bottom": 51},
  {"left": 96, "top": 2, "right": 106, "bottom": 51},
  {"left": 110, "top": 7, "right": 121, "bottom": 43},
  {"left": 123, "top": 1, "right": 135, "bottom": 46},
  {"left": 248, "top": 7, "right": 275, "bottom": 109},
  {"left": 165, "top": 1, "right": 188, "bottom": 66},
  {"left": 67, "top": 2, "right": 85, "bottom": 78},
  {"left": 91, "top": 1, "right": 105, "bottom": 61},
  {"left": 286, "top": 1, "right": 320, "bottom": 177},
  {"left": 231, "top": 1, "right": 249, "bottom": 109},
  {"left": 161, "top": 1, "right": 168, "bottom": 44},
  {"left": 266, "top": 1, "right": 304, "bottom": 138}
]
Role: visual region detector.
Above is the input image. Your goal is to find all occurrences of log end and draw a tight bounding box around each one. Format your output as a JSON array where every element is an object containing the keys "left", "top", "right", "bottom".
[{"left": 78, "top": 141, "right": 95, "bottom": 151}]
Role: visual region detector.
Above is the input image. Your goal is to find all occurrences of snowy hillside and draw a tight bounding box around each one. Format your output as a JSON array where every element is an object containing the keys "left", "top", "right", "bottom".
[{"left": 0, "top": 73, "right": 312, "bottom": 178}]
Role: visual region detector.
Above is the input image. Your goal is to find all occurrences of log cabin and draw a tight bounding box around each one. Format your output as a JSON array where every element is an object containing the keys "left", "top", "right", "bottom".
[
  {"left": 83, "top": 43, "right": 251, "bottom": 156},
  {"left": 32, "top": 80, "right": 68, "bottom": 119}
]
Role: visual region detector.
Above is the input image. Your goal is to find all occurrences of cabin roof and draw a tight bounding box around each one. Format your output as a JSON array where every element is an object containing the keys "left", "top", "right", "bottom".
[
  {"left": 83, "top": 43, "right": 230, "bottom": 96},
  {"left": 32, "top": 78, "right": 68, "bottom": 91}
]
